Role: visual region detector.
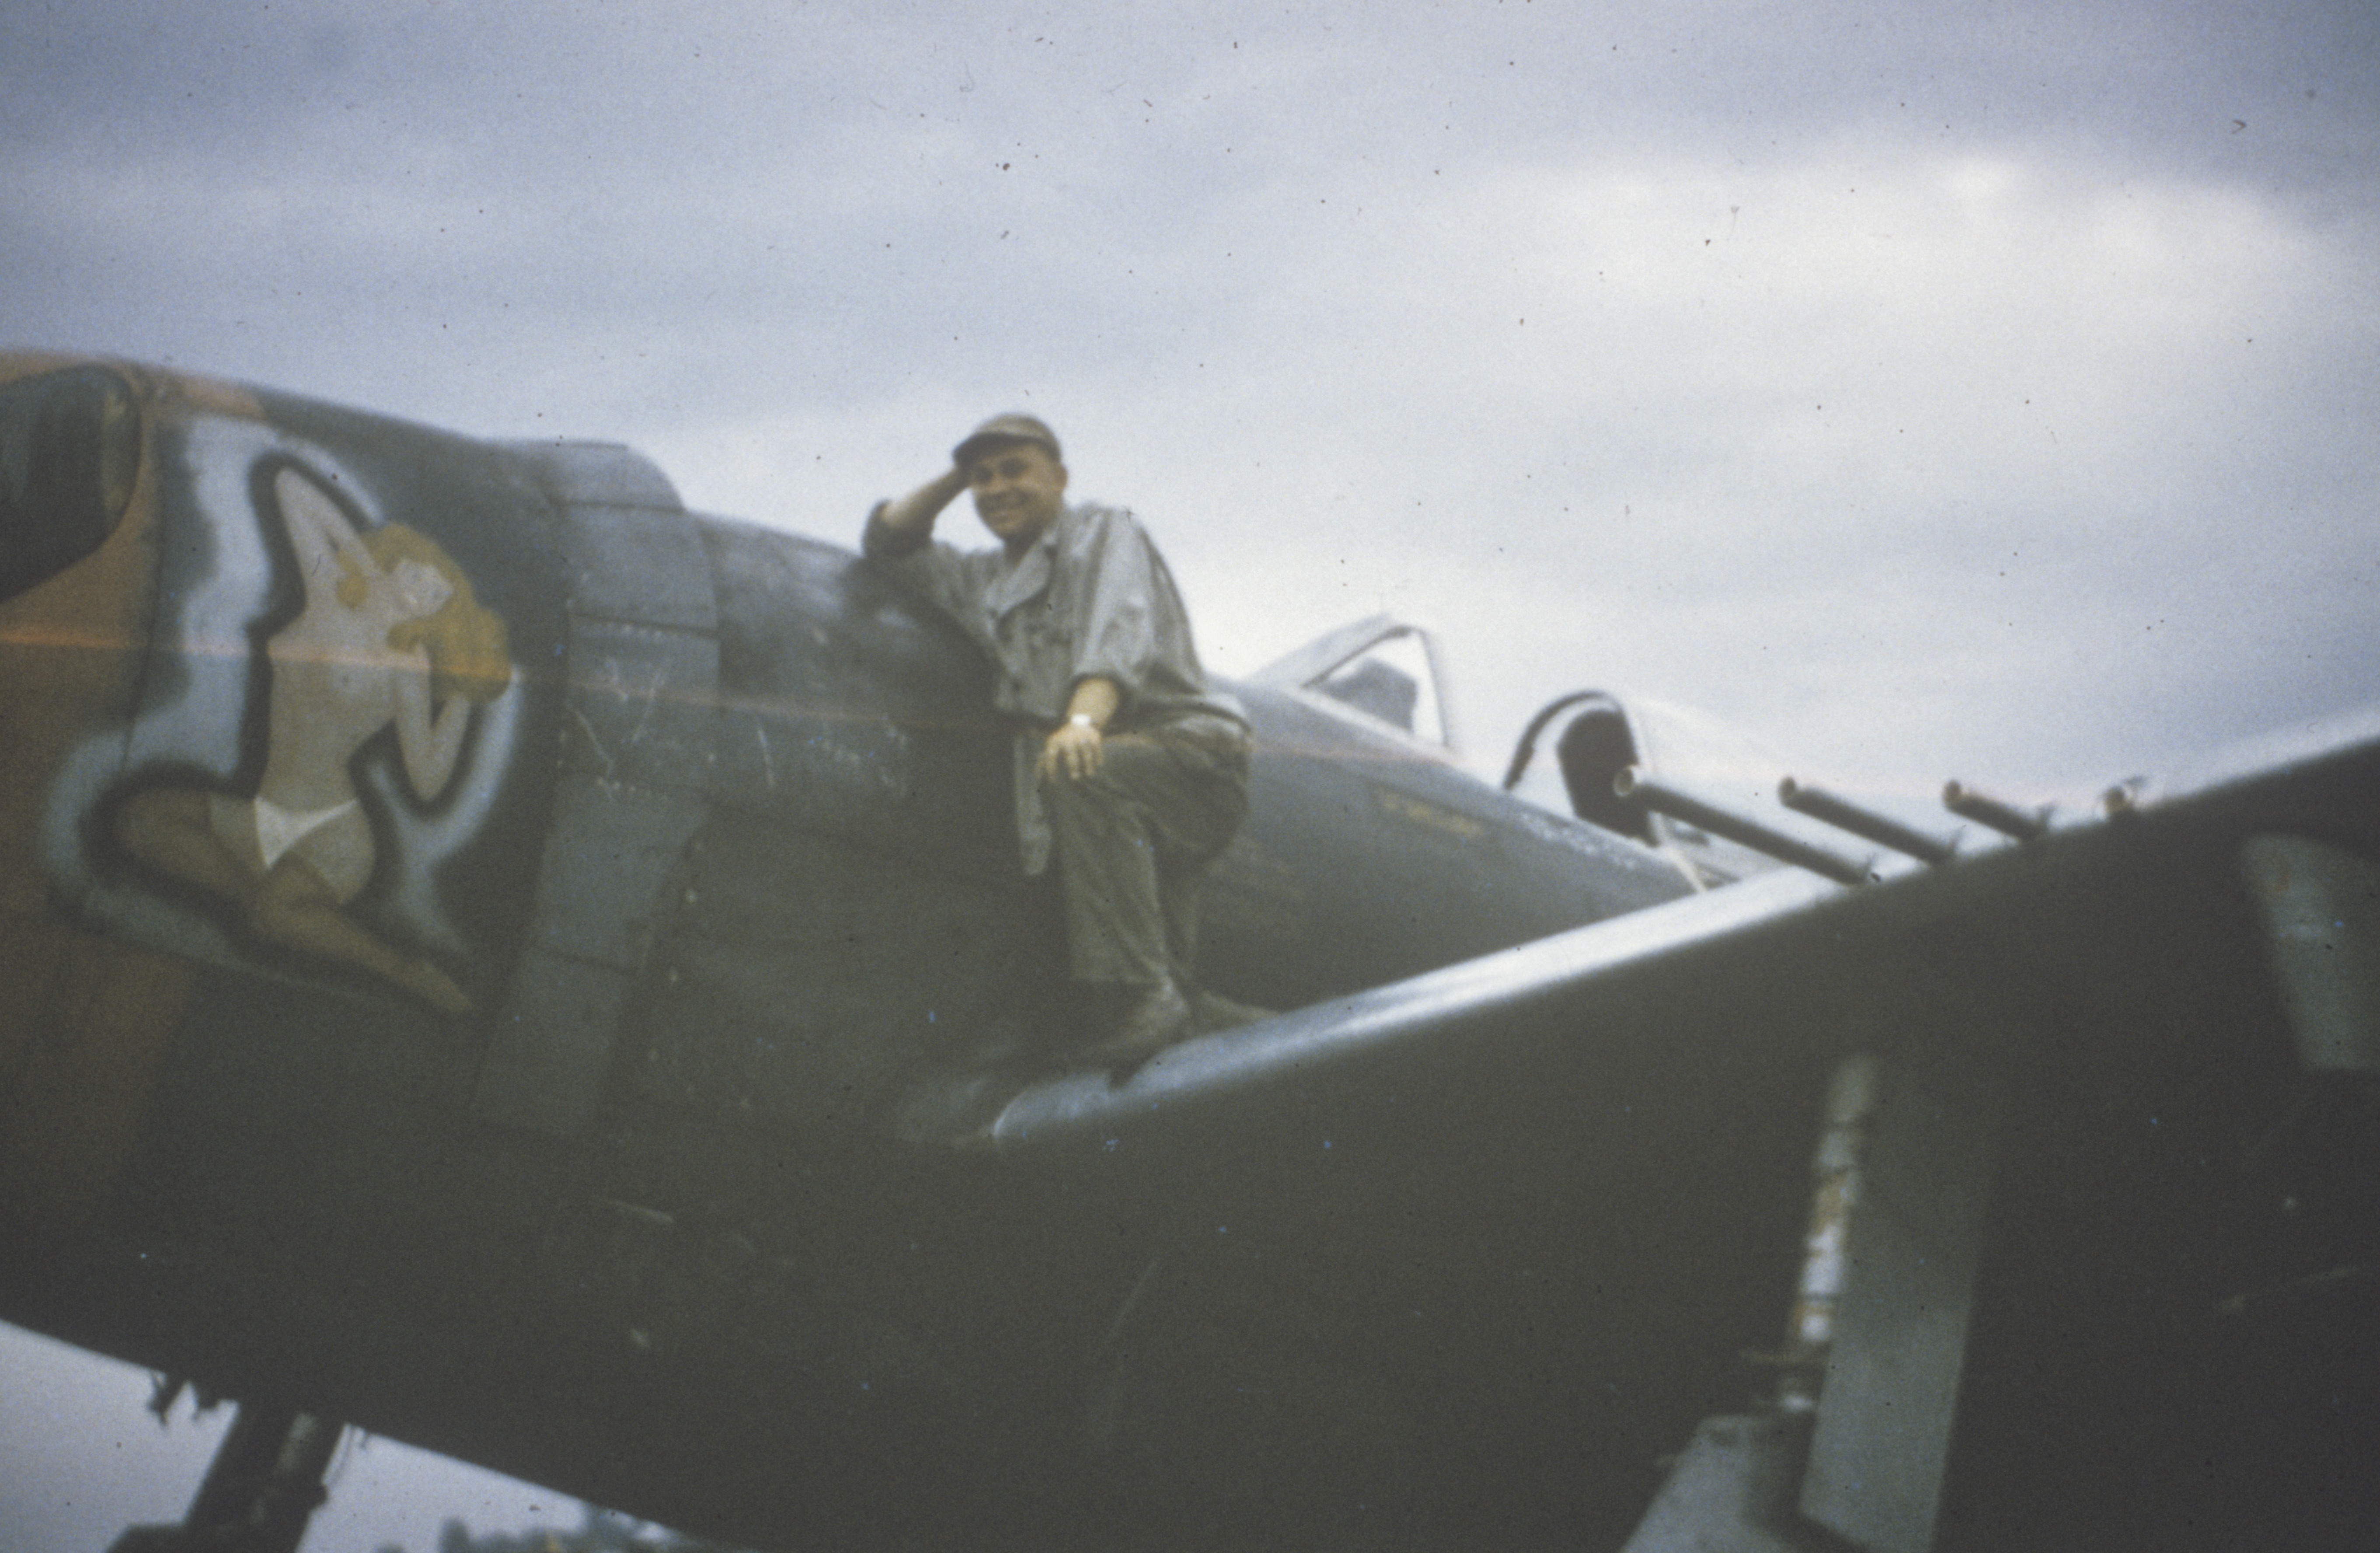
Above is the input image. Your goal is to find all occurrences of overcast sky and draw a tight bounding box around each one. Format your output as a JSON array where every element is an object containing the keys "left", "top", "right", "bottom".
[{"left": 3, "top": 0, "right": 2373, "bottom": 1544}]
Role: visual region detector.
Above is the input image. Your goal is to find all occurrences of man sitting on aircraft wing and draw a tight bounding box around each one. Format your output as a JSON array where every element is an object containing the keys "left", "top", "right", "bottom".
[{"left": 865, "top": 414, "right": 1253, "bottom": 1063}]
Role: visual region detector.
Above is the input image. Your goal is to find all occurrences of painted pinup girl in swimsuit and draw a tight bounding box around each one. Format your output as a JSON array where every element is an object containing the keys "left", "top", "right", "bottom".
[{"left": 118, "top": 464, "right": 511, "bottom": 1013}]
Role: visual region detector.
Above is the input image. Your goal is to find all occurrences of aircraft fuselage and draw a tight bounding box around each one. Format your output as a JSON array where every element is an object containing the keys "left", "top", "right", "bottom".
[{"left": 0, "top": 356, "right": 1700, "bottom": 1548}]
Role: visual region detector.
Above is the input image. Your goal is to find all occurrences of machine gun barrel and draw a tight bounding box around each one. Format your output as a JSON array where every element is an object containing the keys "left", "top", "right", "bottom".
[
  {"left": 1778, "top": 777, "right": 1962, "bottom": 866},
  {"left": 1942, "top": 780, "right": 2051, "bottom": 840},
  {"left": 1614, "top": 768, "right": 1876, "bottom": 886}
]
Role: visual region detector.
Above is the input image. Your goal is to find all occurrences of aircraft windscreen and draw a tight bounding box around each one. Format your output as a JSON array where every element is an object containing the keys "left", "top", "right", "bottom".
[
  {"left": 0, "top": 366, "right": 141, "bottom": 604},
  {"left": 1311, "top": 629, "right": 1450, "bottom": 747}
]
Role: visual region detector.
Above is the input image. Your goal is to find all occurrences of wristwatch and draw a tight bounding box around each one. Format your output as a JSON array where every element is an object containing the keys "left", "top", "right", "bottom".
[{"left": 1069, "top": 713, "right": 1097, "bottom": 730}]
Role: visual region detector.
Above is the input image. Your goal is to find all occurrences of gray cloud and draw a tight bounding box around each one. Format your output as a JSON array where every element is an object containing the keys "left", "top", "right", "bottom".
[{"left": 9, "top": 3, "right": 2380, "bottom": 969}]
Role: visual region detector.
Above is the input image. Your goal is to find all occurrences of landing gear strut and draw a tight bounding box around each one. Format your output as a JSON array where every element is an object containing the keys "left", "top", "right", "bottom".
[
  {"left": 1622, "top": 1039, "right": 1998, "bottom": 1553},
  {"left": 108, "top": 1402, "right": 345, "bottom": 1553},
  {"left": 1621, "top": 1055, "right": 1882, "bottom": 1553}
]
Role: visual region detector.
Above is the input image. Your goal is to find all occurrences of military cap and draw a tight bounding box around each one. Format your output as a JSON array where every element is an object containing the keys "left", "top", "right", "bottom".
[{"left": 953, "top": 413, "right": 1063, "bottom": 470}]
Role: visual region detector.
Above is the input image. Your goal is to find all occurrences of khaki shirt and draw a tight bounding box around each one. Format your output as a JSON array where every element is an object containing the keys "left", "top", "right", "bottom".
[{"left": 871, "top": 502, "right": 1247, "bottom": 874}]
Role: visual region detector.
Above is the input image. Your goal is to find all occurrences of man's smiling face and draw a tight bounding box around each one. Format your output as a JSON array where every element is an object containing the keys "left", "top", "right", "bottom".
[{"left": 965, "top": 442, "right": 1068, "bottom": 555}]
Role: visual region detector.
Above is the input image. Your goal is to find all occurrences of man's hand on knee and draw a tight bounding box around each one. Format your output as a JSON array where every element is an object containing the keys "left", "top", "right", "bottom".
[
  {"left": 1038, "top": 719, "right": 1105, "bottom": 783},
  {"left": 1041, "top": 676, "right": 1121, "bottom": 783}
]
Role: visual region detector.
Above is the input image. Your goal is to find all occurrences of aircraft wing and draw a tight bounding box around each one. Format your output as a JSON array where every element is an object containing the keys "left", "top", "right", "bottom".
[
  {"left": 908, "top": 710, "right": 2380, "bottom": 1552},
  {"left": 942, "top": 706, "right": 2380, "bottom": 1156}
]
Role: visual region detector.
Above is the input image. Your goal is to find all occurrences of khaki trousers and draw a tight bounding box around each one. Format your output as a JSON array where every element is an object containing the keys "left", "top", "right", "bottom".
[{"left": 1038, "top": 717, "right": 1250, "bottom": 989}]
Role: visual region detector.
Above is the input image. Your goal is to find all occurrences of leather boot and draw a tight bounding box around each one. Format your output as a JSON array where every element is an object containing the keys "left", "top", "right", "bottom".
[{"left": 1085, "top": 978, "right": 1191, "bottom": 1067}]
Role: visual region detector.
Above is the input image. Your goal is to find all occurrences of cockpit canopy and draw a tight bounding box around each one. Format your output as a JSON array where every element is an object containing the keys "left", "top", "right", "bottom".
[
  {"left": 1254, "top": 617, "right": 1831, "bottom": 890},
  {"left": 1247, "top": 614, "right": 1456, "bottom": 754}
]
